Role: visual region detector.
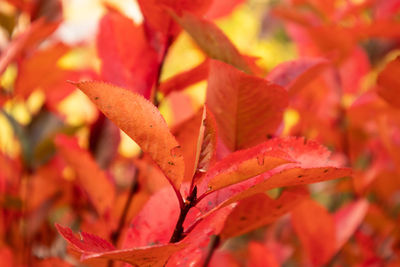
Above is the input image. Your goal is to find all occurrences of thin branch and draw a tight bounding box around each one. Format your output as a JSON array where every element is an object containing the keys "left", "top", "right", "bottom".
[
  {"left": 202, "top": 235, "right": 220, "bottom": 267},
  {"left": 110, "top": 167, "right": 139, "bottom": 245},
  {"left": 169, "top": 186, "right": 197, "bottom": 243}
]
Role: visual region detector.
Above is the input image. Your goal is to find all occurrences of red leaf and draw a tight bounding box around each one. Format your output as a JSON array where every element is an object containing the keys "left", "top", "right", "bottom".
[
  {"left": 56, "top": 224, "right": 185, "bottom": 266},
  {"left": 334, "top": 199, "right": 369, "bottom": 250},
  {"left": 266, "top": 57, "right": 329, "bottom": 96},
  {"left": 56, "top": 224, "right": 115, "bottom": 254},
  {"left": 220, "top": 187, "right": 307, "bottom": 239},
  {"left": 196, "top": 137, "right": 351, "bottom": 213},
  {"left": 205, "top": 0, "right": 246, "bottom": 19},
  {"left": 169, "top": 10, "right": 253, "bottom": 73},
  {"left": 0, "top": 18, "right": 60, "bottom": 76},
  {"left": 377, "top": 56, "right": 400, "bottom": 108},
  {"left": 74, "top": 81, "right": 185, "bottom": 190},
  {"left": 248, "top": 242, "right": 280, "bottom": 267},
  {"left": 55, "top": 135, "right": 115, "bottom": 215},
  {"left": 159, "top": 59, "right": 209, "bottom": 96},
  {"left": 291, "top": 199, "right": 336, "bottom": 267},
  {"left": 166, "top": 205, "right": 235, "bottom": 266},
  {"left": 137, "top": 0, "right": 212, "bottom": 35},
  {"left": 206, "top": 60, "right": 288, "bottom": 151},
  {"left": 123, "top": 186, "right": 179, "bottom": 247},
  {"left": 97, "top": 11, "right": 159, "bottom": 99},
  {"left": 201, "top": 142, "right": 294, "bottom": 193}
]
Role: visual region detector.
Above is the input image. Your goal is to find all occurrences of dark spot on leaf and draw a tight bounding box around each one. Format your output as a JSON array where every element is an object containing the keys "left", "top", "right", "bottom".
[
  {"left": 168, "top": 161, "right": 175, "bottom": 166},
  {"left": 324, "top": 169, "right": 329, "bottom": 173},
  {"left": 150, "top": 125, "right": 153, "bottom": 128},
  {"left": 277, "top": 204, "right": 283, "bottom": 209},
  {"left": 298, "top": 175, "right": 303, "bottom": 178},
  {"left": 94, "top": 96, "right": 99, "bottom": 100},
  {"left": 239, "top": 216, "right": 246, "bottom": 221}
]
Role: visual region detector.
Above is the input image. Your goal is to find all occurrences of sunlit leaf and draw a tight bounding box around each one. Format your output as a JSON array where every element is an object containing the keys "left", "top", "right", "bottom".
[
  {"left": 206, "top": 60, "right": 288, "bottom": 151},
  {"left": 74, "top": 81, "right": 185, "bottom": 190}
]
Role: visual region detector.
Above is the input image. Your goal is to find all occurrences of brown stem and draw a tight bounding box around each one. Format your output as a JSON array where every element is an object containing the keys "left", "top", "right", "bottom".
[
  {"left": 169, "top": 186, "right": 197, "bottom": 243},
  {"left": 202, "top": 235, "right": 220, "bottom": 267},
  {"left": 152, "top": 34, "right": 174, "bottom": 107}
]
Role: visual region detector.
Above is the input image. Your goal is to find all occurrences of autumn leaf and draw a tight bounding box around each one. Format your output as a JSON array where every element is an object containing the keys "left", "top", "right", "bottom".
[
  {"left": 56, "top": 224, "right": 186, "bottom": 267},
  {"left": 377, "top": 56, "right": 400, "bottom": 108},
  {"left": 0, "top": 18, "right": 60, "bottom": 76},
  {"left": 97, "top": 10, "right": 159, "bottom": 99},
  {"left": 291, "top": 199, "right": 336, "bottom": 266},
  {"left": 73, "top": 81, "right": 185, "bottom": 190},
  {"left": 137, "top": 0, "right": 212, "bottom": 36},
  {"left": 206, "top": 60, "right": 288, "bottom": 151},
  {"left": 169, "top": 10, "right": 253, "bottom": 73},
  {"left": 55, "top": 135, "right": 115, "bottom": 215},
  {"left": 220, "top": 187, "right": 307, "bottom": 240},
  {"left": 202, "top": 142, "right": 294, "bottom": 193},
  {"left": 195, "top": 137, "right": 351, "bottom": 213},
  {"left": 266, "top": 57, "right": 329, "bottom": 96},
  {"left": 123, "top": 186, "right": 180, "bottom": 247}
]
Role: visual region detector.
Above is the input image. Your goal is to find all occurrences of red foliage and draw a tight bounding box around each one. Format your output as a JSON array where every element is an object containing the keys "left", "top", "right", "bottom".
[{"left": 1, "top": 1, "right": 400, "bottom": 266}]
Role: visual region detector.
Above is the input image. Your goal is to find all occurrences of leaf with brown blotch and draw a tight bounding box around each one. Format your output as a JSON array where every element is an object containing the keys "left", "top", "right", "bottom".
[
  {"left": 97, "top": 10, "right": 159, "bottom": 99},
  {"left": 266, "top": 57, "right": 329, "bottom": 96},
  {"left": 73, "top": 81, "right": 185, "bottom": 190},
  {"left": 291, "top": 199, "right": 336, "bottom": 267},
  {"left": 159, "top": 59, "right": 209, "bottom": 96},
  {"left": 193, "top": 107, "right": 218, "bottom": 177},
  {"left": 377, "top": 56, "right": 400, "bottom": 108},
  {"left": 220, "top": 187, "right": 307, "bottom": 240},
  {"left": 169, "top": 10, "right": 253, "bottom": 74},
  {"left": 202, "top": 142, "right": 294, "bottom": 193},
  {"left": 55, "top": 135, "right": 115, "bottom": 215},
  {"left": 55, "top": 224, "right": 186, "bottom": 267},
  {"left": 206, "top": 60, "right": 288, "bottom": 151}
]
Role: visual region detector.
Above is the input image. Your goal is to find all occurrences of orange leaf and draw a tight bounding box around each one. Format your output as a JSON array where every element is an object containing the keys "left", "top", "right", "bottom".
[
  {"left": 97, "top": 11, "right": 158, "bottom": 98},
  {"left": 221, "top": 187, "right": 307, "bottom": 239},
  {"left": 204, "top": 142, "right": 294, "bottom": 193},
  {"left": 55, "top": 135, "right": 115, "bottom": 215},
  {"left": 291, "top": 199, "right": 336, "bottom": 266},
  {"left": 169, "top": 11, "right": 253, "bottom": 73},
  {"left": 377, "top": 56, "right": 400, "bottom": 108},
  {"left": 206, "top": 60, "right": 288, "bottom": 151},
  {"left": 74, "top": 81, "right": 185, "bottom": 190}
]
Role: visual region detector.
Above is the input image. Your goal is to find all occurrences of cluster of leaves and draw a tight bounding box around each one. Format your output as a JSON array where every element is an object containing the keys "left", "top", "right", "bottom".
[{"left": 0, "top": 0, "right": 400, "bottom": 266}]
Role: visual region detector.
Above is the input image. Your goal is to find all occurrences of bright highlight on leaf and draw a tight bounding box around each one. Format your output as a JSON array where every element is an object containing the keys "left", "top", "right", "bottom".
[{"left": 73, "top": 81, "right": 185, "bottom": 190}]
